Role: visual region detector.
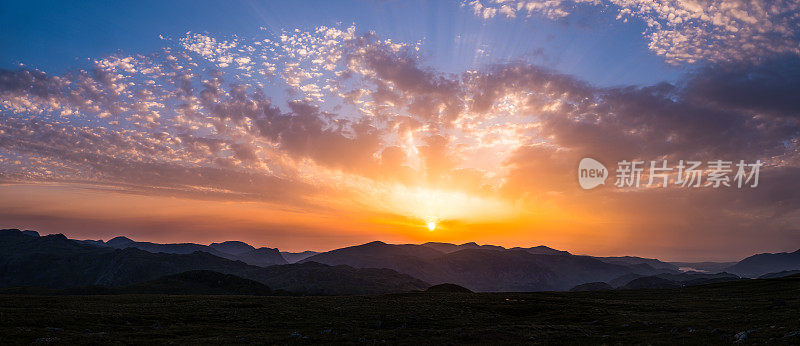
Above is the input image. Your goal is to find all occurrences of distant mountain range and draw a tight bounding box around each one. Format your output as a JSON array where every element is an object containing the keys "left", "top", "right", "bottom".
[
  {"left": 80, "top": 236, "right": 288, "bottom": 267},
  {"left": 724, "top": 249, "right": 800, "bottom": 278},
  {"left": 2, "top": 228, "right": 799, "bottom": 294},
  {"left": 300, "top": 241, "right": 661, "bottom": 291},
  {"left": 280, "top": 250, "right": 320, "bottom": 263},
  {"left": 0, "top": 229, "right": 427, "bottom": 294}
]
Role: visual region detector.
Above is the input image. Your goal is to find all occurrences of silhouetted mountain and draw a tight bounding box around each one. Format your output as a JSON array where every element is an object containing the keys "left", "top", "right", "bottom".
[
  {"left": 426, "top": 283, "right": 473, "bottom": 293},
  {"left": 0, "top": 230, "right": 250, "bottom": 288},
  {"left": 83, "top": 235, "right": 287, "bottom": 267},
  {"left": 1, "top": 228, "right": 38, "bottom": 237},
  {"left": 209, "top": 241, "right": 255, "bottom": 255},
  {"left": 446, "top": 249, "right": 637, "bottom": 291},
  {"left": 422, "top": 242, "right": 505, "bottom": 253},
  {"left": 302, "top": 241, "right": 445, "bottom": 282},
  {"left": 725, "top": 249, "right": 800, "bottom": 277},
  {"left": 77, "top": 239, "right": 106, "bottom": 247},
  {"left": 106, "top": 236, "right": 135, "bottom": 247},
  {"left": 104, "top": 236, "right": 231, "bottom": 256},
  {"left": 8, "top": 228, "right": 796, "bottom": 294},
  {"left": 124, "top": 270, "right": 273, "bottom": 295},
  {"left": 427, "top": 249, "right": 559, "bottom": 291},
  {"left": 570, "top": 282, "right": 613, "bottom": 291},
  {"left": 0, "top": 229, "right": 427, "bottom": 295},
  {"left": 304, "top": 242, "right": 634, "bottom": 291},
  {"left": 235, "top": 247, "right": 288, "bottom": 267},
  {"left": 595, "top": 256, "right": 678, "bottom": 272},
  {"left": 511, "top": 245, "right": 571, "bottom": 256},
  {"left": 421, "top": 242, "right": 570, "bottom": 255},
  {"left": 281, "top": 250, "right": 320, "bottom": 263},
  {"left": 20, "top": 230, "right": 39, "bottom": 237}
]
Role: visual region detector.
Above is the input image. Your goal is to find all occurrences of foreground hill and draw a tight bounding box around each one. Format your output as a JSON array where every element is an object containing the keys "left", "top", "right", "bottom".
[
  {"left": 760, "top": 270, "right": 800, "bottom": 279},
  {"left": 123, "top": 270, "right": 274, "bottom": 295},
  {"left": 0, "top": 229, "right": 427, "bottom": 295},
  {"left": 608, "top": 271, "right": 741, "bottom": 288},
  {"left": 2, "top": 275, "right": 799, "bottom": 344}
]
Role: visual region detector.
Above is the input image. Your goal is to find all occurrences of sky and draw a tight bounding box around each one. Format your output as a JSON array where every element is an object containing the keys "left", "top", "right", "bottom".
[{"left": 1, "top": 0, "right": 800, "bottom": 261}]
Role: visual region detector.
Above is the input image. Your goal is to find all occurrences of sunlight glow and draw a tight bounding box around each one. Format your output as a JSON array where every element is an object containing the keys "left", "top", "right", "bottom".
[{"left": 369, "top": 184, "right": 518, "bottom": 228}]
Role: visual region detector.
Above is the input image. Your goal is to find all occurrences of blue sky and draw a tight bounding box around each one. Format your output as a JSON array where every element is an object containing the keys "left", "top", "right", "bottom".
[{"left": 1, "top": 0, "right": 681, "bottom": 87}]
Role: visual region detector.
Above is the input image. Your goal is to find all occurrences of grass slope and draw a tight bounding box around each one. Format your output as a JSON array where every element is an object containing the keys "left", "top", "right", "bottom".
[{"left": 1, "top": 276, "right": 799, "bottom": 344}]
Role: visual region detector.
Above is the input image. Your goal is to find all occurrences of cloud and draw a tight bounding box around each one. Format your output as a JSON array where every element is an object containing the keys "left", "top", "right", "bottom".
[
  {"left": 465, "top": 0, "right": 800, "bottom": 64},
  {"left": 683, "top": 57, "right": 800, "bottom": 116},
  {"left": 1, "top": 26, "right": 800, "bottom": 256}
]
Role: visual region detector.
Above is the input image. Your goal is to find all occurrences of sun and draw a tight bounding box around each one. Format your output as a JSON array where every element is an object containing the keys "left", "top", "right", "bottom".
[
  {"left": 424, "top": 215, "right": 438, "bottom": 231},
  {"left": 426, "top": 220, "right": 437, "bottom": 231}
]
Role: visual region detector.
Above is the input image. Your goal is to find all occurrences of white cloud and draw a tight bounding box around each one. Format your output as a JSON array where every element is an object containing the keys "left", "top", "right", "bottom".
[{"left": 465, "top": 0, "right": 800, "bottom": 64}]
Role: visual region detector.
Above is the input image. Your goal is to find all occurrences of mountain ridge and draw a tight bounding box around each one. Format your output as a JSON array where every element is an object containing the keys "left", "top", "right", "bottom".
[
  {"left": 79, "top": 234, "right": 288, "bottom": 267},
  {"left": 0, "top": 229, "right": 428, "bottom": 295},
  {"left": 725, "top": 248, "right": 800, "bottom": 278},
  {"left": 5, "top": 228, "right": 800, "bottom": 292}
]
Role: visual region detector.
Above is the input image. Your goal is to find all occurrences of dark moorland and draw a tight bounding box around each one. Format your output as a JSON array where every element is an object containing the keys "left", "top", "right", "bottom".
[{"left": 2, "top": 275, "right": 800, "bottom": 345}]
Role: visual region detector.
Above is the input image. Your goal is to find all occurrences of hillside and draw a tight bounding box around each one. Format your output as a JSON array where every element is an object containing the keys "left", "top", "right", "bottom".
[
  {"left": 2, "top": 275, "right": 799, "bottom": 344},
  {"left": 123, "top": 270, "right": 274, "bottom": 295}
]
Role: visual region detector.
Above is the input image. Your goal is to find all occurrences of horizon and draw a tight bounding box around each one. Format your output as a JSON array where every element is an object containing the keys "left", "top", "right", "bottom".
[
  {"left": 5, "top": 226, "right": 787, "bottom": 263},
  {"left": 2, "top": 1, "right": 800, "bottom": 263}
]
